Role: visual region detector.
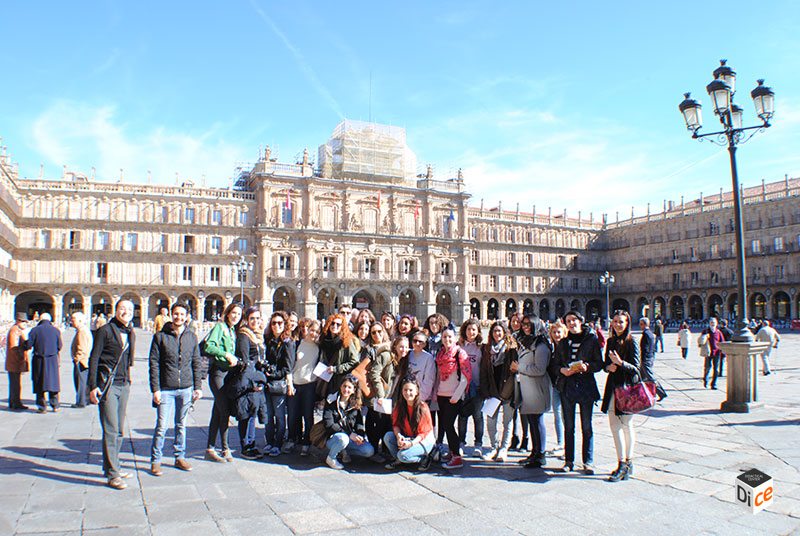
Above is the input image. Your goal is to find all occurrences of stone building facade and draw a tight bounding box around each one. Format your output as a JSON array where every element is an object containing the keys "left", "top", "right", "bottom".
[{"left": 0, "top": 121, "right": 797, "bottom": 326}]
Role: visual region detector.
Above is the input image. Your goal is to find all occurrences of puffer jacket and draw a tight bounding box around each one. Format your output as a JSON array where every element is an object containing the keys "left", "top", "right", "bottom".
[
  {"left": 367, "top": 342, "right": 395, "bottom": 399},
  {"left": 322, "top": 393, "right": 366, "bottom": 436},
  {"left": 223, "top": 361, "right": 268, "bottom": 422},
  {"left": 149, "top": 322, "right": 202, "bottom": 392}
]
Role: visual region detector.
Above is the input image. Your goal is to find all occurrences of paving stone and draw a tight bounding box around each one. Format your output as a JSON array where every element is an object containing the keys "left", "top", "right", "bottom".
[
  {"left": 150, "top": 519, "right": 222, "bottom": 536},
  {"left": 15, "top": 510, "right": 83, "bottom": 534},
  {"left": 83, "top": 506, "right": 150, "bottom": 530},
  {"left": 281, "top": 506, "right": 356, "bottom": 534},
  {"left": 217, "top": 514, "right": 293, "bottom": 536},
  {"left": 146, "top": 499, "right": 212, "bottom": 526}
]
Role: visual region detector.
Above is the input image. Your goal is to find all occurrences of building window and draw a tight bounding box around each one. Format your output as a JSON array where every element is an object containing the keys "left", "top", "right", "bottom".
[
  {"left": 184, "top": 235, "right": 195, "bottom": 253},
  {"left": 99, "top": 231, "right": 111, "bottom": 250},
  {"left": 490, "top": 229, "right": 498, "bottom": 241},
  {"left": 572, "top": 278, "right": 579, "bottom": 290},
  {"left": 97, "top": 262, "right": 108, "bottom": 280},
  {"left": 364, "top": 258, "right": 377, "bottom": 274},
  {"left": 126, "top": 233, "right": 138, "bottom": 251},
  {"left": 442, "top": 216, "right": 451, "bottom": 237},
  {"left": 69, "top": 231, "right": 81, "bottom": 249},
  {"left": 526, "top": 253, "right": 533, "bottom": 267},
  {"left": 690, "top": 271, "right": 699, "bottom": 284},
  {"left": 751, "top": 239, "right": 761, "bottom": 254},
  {"left": 238, "top": 238, "right": 248, "bottom": 252},
  {"left": 471, "top": 274, "right": 479, "bottom": 290},
  {"left": 672, "top": 273, "right": 680, "bottom": 288},
  {"left": 240, "top": 211, "right": 248, "bottom": 225},
  {"left": 689, "top": 247, "right": 696, "bottom": 260},
  {"left": 507, "top": 230, "right": 515, "bottom": 243},
  {"left": 774, "top": 236, "right": 784, "bottom": 251},
  {"left": 471, "top": 227, "right": 477, "bottom": 239},
  {"left": 753, "top": 266, "right": 762, "bottom": 280},
  {"left": 211, "top": 236, "right": 222, "bottom": 252},
  {"left": 440, "top": 262, "right": 451, "bottom": 276},
  {"left": 403, "top": 260, "right": 415, "bottom": 275},
  {"left": 508, "top": 253, "right": 515, "bottom": 264},
  {"left": 323, "top": 256, "right": 335, "bottom": 273},
  {"left": 710, "top": 244, "right": 719, "bottom": 257},
  {"left": 672, "top": 249, "right": 678, "bottom": 261},
  {"left": 182, "top": 266, "right": 193, "bottom": 281},
  {"left": 279, "top": 255, "right": 292, "bottom": 270},
  {"left": 161, "top": 234, "right": 168, "bottom": 253},
  {"left": 471, "top": 250, "right": 479, "bottom": 263},
  {"left": 710, "top": 271, "right": 719, "bottom": 284},
  {"left": 489, "top": 275, "right": 497, "bottom": 290},
  {"left": 586, "top": 278, "right": 593, "bottom": 290},
  {"left": 185, "top": 207, "right": 195, "bottom": 224},
  {"left": 523, "top": 276, "right": 531, "bottom": 291},
  {"left": 558, "top": 255, "right": 566, "bottom": 269},
  {"left": 507, "top": 276, "right": 514, "bottom": 291},
  {"left": 557, "top": 277, "right": 563, "bottom": 289},
  {"left": 161, "top": 206, "right": 169, "bottom": 223},
  {"left": 709, "top": 222, "right": 718, "bottom": 235},
  {"left": 210, "top": 267, "right": 220, "bottom": 282},
  {"left": 775, "top": 265, "right": 785, "bottom": 279},
  {"left": 212, "top": 209, "right": 222, "bottom": 225}
]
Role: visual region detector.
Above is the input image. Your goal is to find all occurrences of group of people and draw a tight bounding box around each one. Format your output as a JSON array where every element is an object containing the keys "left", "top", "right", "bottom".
[{"left": 19, "top": 298, "right": 761, "bottom": 491}]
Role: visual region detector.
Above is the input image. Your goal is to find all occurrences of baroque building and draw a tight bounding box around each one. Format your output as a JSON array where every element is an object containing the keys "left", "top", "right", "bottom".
[{"left": 0, "top": 121, "right": 798, "bottom": 326}]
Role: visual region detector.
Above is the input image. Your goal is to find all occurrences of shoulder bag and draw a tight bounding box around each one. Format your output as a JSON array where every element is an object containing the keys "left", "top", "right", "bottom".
[
  {"left": 614, "top": 380, "right": 656, "bottom": 414},
  {"left": 97, "top": 341, "right": 129, "bottom": 403}
]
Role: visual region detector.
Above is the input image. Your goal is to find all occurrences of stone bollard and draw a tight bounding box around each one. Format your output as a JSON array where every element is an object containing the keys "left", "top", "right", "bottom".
[{"left": 718, "top": 341, "right": 771, "bottom": 413}]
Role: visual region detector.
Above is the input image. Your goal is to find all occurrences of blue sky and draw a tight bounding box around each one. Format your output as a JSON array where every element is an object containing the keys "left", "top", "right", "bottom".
[{"left": 1, "top": 1, "right": 799, "bottom": 219}]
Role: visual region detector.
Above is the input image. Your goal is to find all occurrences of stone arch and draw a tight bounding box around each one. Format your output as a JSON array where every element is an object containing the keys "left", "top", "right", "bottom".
[
  {"left": 436, "top": 289, "right": 452, "bottom": 320},
  {"left": 555, "top": 299, "right": 566, "bottom": 319},
  {"left": 612, "top": 298, "right": 630, "bottom": 313},
  {"left": 177, "top": 293, "right": 197, "bottom": 320},
  {"left": 120, "top": 292, "right": 143, "bottom": 327},
  {"left": 149, "top": 293, "right": 170, "bottom": 320},
  {"left": 317, "top": 288, "right": 339, "bottom": 321},
  {"left": 399, "top": 288, "right": 417, "bottom": 318},
  {"left": 707, "top": 294, "right": 723, "bottom": 318},
  {"left": 772, "top": 291, "right": 791, "bottom": 319},
  {"left": 15, "top": 291, "right": 55, "bottom": 318},
  {"left": 522, "top": 298, "right": 534, "bottom": 316},
  {"left": 470, "top": 298, "right": 481, "bottom": 319},
  {"left": 63, "top": 291, "right": 84, "bottom": 318},
  {"left": 487, "top": 298, "right": 499, "bottom": 321},
  {"left": 273, "top": 286, "right": 297, "bottom": 314},
  {"left": 91, "top": 292, "right": 114, "bottom": 317},
  {"left": 505, "top": 298, "right": 517, "bottom": 318},
  {"left": 585, "top": 299, "right": 602, "bottom": 322},
  {"left": 538, "top": 299, "right": 550, "bottom": 321},
  {"left": 750, "top": 292, "right": 767, "bottom": 319},
  {"left": 688, "top": 295, "right": 703, "bottom": 320},
  {"left": 727, "top": 293, "right": 738, "bottom": 319},
  {"left": 635, "top": 297, "right": 649, "bottom": 322},
  {"left": 670, "top": 296, "right": 685, "bottom": 320},
  {"left": 653, "top": 296, "right": 666, "bottom": 318},
  {"left": 204, "top": 294, "right": 225, "bottom": 322}
]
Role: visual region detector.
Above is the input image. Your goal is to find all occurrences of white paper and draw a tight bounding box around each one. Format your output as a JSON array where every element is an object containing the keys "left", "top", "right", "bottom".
[
  {"left": 313, "top": 362, "right": 333, "bottom": 382},
  {"left": 481, "top": 397, "right": 502, "bottom": 417},
  {"left": 373, "top": 397, "right": 393, "bottom": 415}
]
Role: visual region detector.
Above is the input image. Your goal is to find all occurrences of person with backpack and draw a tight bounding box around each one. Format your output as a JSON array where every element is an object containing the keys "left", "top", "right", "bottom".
[{"left": 203, "top": 302, "right": 242, "bottom": 462}]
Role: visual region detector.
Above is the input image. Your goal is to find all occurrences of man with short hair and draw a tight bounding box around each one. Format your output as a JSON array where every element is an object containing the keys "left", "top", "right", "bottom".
[
  {"left": 27, "top": 313, "right": 63, "bottom": 413},
  {"left": 71, "top": 312, "right": 92, "bottom": 407},
  {"left": 89, "top": 299, "right": 136, "bottom": 490},
  {"left": 148, "top": 302, "right": 203, "bottom": 476},
  {"left": 5, "top": 313, "right": 30, "bottom": 410},
  {"left": 153, "top": 307, "right": 170, "bottom": 333},
  {"left": 639, "top": 318, "right": 667, "bottom": 401},
  {"left": 718, "top": 319, "right": 734, "bottom": 376},
  {"left": 699, "top": 317, "right": 725, "bottom": 389},
  {"left": 755, "top": 320, "right": 780, "bottom": 376},
  {"left": 653, "top": 316, "right": 664, "bottom": 353}
]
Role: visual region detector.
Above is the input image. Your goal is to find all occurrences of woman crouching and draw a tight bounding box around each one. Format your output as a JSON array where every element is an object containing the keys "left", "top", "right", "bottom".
[
  {"left": 383, "top": 376, "right": 435, "bottom": 471},
  {"left": 322, "top": 375, "right": 374, "bottom": 469}
]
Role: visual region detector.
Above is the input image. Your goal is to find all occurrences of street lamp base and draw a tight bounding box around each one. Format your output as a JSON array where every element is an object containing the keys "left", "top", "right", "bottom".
[{"left": 720, "top": 400, "right": 763, "bottom": 413}]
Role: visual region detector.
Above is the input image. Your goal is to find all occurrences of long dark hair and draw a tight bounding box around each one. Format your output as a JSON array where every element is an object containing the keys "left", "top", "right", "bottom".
[
  {"left": 222, "top": 302, "right": 243, "bottom": 328},
  {"left": 607, "top": 310, "right": 633, "bottom": 355},
  {"left": 394, "top": 375, "right": 425, "bottom": 435},
  {"left": 459, "top": 317, "right": 483, "bottom": 346}
]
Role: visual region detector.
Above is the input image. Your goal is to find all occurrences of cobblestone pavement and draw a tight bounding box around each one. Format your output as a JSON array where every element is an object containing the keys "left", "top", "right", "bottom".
[{"left": 2, "top": 329, "right": 798, "bottom": 535}]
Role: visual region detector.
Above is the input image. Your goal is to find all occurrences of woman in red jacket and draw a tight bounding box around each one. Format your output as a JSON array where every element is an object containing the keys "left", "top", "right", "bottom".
[{"left": 383, "top": 376, "right": 436, "bottom": 471}]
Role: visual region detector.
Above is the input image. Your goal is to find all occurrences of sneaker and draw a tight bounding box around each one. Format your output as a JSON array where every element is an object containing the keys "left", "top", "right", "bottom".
[
  {"left": 241, "top": 448, "right": 260, "bottom": 460},
  {"left": 107, "top": 477, "right": 127, "bottom": 490},
  {"left": 340, "top": 451, "right": 352, "bottom": 464},
  {"left": 221, "top": 449, "right": 234, "bottom": 462},
  {"left": 583, "top": 463, "right": 595, "bottom": 475},
  {"left": 175, "top": 458, "right": 193, "bottom": 471},
  {"left": 281, "top": 441, "right": 295, "bottom": 454},
  {"left": 495, "top": 449, "right": 508, "bottom": 462},
  {"left": 299, "top": 445, "right": 310, "bottom": 457},
  {"left": 119, "top": 471, "right": 133, "bottom": 479},
  {"left": 418, "top": 454, "right": 433, "bottom": 472},
  {"left": 268, "top": 446, "right": 281, "bottom": 457},
  {"left": 205, "top": 448, "right": 226, "bottom": 463},
  {"left": 482, "top": 448, "right": 498, "bottom": 462},
  {"left": 472, "top": 447, "right": 483, "bottom": 458},
  {"left": 150, "top": 463, "right": 163, "bottom": 476},
  {"left": 559, "top": 463, "right": 574, "bottom": 473},
  {"left": 370, "top": 453, "right": 386, "bottom": 464},
  {"left": 326, "top": 456, "right": 344, "bottom": 470},
  {"left": 385, "top": 459, "right": 403, "bottom": 470},
  {"left": 443, "top": 456, "right": 463, "bottom": 470}
]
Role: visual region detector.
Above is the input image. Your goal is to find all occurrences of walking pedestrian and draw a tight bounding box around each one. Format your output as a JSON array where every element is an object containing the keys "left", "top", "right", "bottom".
[
  {"left": 677, "top": 322, "right": 691, "bottom": 359},
  {"left": 653, "top": 316, "right": 664, "bottom": 353},
  {"left": 699, "top": 318, "right": 725, "bottom": 389},
  {"left": 755, "top": 320, "right": 780, "bottom": 375},
  {"left": 639, "top": 318, "right": 666, "bottom": 401}
]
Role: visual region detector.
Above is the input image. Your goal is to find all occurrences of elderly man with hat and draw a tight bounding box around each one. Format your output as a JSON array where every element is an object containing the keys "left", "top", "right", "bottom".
[
  {"left": 26, "top": 312, "right": 63, "bottom": 412},
  {"left": 5, "top": 312, "right": 30, "bottom": 410}
]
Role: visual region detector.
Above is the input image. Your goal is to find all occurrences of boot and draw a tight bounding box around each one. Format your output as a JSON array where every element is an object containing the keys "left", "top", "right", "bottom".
[
  {"left": 519, "top": 437, "right": 528, "bottom": 452},
  {"left": 607, "top": 461, "right": 626, "bottom": 482},
  {"left": 509, "top": 435, "right": 520, "bottom": 451},
  {"left": 624, "top": 460, "right": 633, "bottom": 479}
]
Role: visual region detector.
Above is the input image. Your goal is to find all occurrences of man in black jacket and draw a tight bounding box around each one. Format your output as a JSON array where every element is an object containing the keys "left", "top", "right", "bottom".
[
  {"left": 88, "top": 299, "right": 135, "bottom": 490},
  {"left": 639, "top": 318, "right": 667, "bottom": 401},
  {"left": 148, "top": 302, "right": 203, "bottom": 476}
]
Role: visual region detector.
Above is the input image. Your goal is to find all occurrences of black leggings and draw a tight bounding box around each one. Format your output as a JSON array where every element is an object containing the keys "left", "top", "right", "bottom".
[
  {"left": 437, "top": 396, "right": 462, "bottom": 455},
  {"left": 207, "top": 368, "right": 230, "bottom": 450}
]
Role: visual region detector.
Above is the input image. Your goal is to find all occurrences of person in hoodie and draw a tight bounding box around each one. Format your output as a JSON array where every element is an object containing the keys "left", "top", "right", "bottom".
[
  {"left": 548, "top": 310, "right": 602, "bottom": 475},
  {"left": 148, "top": 302, "right": 203, "bottom": 476}
]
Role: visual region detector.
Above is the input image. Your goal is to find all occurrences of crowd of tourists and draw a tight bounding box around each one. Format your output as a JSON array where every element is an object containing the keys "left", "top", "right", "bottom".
[{"left": 5, "top": 298, "right": 779, "bottom": 491}]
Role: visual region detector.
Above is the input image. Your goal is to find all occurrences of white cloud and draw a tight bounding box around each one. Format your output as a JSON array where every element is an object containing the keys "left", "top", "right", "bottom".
[{"left": 30, "top": 100, "right": 248, "bottom": 186}]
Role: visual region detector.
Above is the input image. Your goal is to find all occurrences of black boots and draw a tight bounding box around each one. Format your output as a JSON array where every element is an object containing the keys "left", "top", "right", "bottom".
[{"left": 607, "top": 460, "right": 632, "bottom": 482}]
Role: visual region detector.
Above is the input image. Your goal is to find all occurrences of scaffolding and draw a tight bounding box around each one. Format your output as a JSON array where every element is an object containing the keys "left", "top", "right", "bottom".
[{"left": 318, "top": 119, "right": 417, "bottom": 185}]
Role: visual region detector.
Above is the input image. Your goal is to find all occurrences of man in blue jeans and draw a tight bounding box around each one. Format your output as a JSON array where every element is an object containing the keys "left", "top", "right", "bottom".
[{"left": 148, "top": 302, "right": 203, "bottom": 476}]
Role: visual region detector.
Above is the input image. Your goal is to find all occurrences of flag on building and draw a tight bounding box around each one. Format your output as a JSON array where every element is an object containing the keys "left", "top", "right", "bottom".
[
  {"left": 286, "top": 189, "right": 291, "bottom": 209},
  {"left": 415, "top": 200, "right": 420, "bottom": 218},
  {"left": 449, "top": 207, "right": 455, "bottom": 221},
  {"left": 377, "top": 191, "right": 381, "bottom": 210}
]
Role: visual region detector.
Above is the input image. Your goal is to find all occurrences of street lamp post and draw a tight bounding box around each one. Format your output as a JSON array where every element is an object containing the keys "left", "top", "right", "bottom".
[
  {"left": 678, "top": 60, "right": 774, "bottom": 342},
  {"left": 599, "top": 271, "right": 614, "bottom": 330},
  {"left": 231, "top": 256, "right": 254, "bottom": 304}
]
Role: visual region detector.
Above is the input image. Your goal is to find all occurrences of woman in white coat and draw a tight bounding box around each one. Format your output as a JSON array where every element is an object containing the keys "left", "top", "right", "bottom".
[
  {"left": 677, "top": 322, "right": 691, "bottom": 359},
  {"left": 516, "top": 316, "right": 552, "bottom": 468}
]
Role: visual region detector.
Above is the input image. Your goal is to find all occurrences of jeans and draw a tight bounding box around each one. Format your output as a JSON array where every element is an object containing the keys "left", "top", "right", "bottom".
[
  {"left": 681, "top": 348, "right": 688, "bottom": 359},
  {"left": 8, "top": 372, "right": 22, "bottom": 407},
  {"left": 551, "top": 386, "right": 564, "bottom": 446},
  {"left": 704, "top": 354, "right": 721, "bottom": 387},
  {"left": 73, "top": 362, "right": 88, "bottom": 406},
  {"left": 383, "top": 431, "right": 436, "bottom": 463},
  {"left": 99, "top": 383, "right": 130, "bottom": 479},
  {"left": 458, "top": 396, "right": 484, "bottom": 447},
  {"left": 655, "top": 335, "right": 664, "bottom": 352},
  {"left": 287, "top": 383, "right": 316, "bottom": 445},
  {"left": 239, "top": 417, "right": 256, "bottom": 449},
  {"left": 264, "top": 392, "right": 286, "bottom": 448},
  {"left": 436, "top": 396, "right": 462, "bottom": 455},
  {"left": 326, "top": 432, "right": 375, "bottom": 459},
  {"left": 207, "top": 368, "right": 230, "bottom": 450},
  {"left": 562, "top": 399, "right": 594, "bottom": 466},
  {"left": 524, "top": 413, "right": 546, "bottom": 457},
  {"left": 151, "top": 387, "right": 193, "bottom": 463},
  {"left": 486, "top": 401, "right": 514, "bottom": 450}
]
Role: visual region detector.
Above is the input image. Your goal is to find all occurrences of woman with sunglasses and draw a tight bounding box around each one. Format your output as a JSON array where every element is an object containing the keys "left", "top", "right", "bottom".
[
  {"left": 319, "top": 314, "right": 360, "bottom": 397},
  {"left": 407, "top": 332, "right": 435, "bottom": 405},
  {"left": 516, "top": 316, "right": 552, "bottom": 468},
  {"left": 457, "top": 318, "right": 484, "bottom": 458},
  {"left": 203, "top": 302, "right": 243, "bottom": 463},
  {"left": 322, "top": 375, "right": 373, "bottom": 469},
  {"left": 601, "top": 310, "right": 640, "bottom": 482},
  {"left": 262, "top": 311, "right": 296, "bottom": 457},
  {"left": 365, "top": 322, "right": 395, "bottom": 461},
  {"left": 235, "top": 307, "right": 266, "bottom": 459}
]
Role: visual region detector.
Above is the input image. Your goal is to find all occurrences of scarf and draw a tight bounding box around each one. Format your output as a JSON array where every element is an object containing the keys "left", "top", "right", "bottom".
[
  {"left": 321, "top": 333, "right": 343, "bottom": 356},
  {"left": 435, "top": 344, "right": 460, "bottom": 382},
  {"left": 490, "top": 340, "right": 506, "bottom": 366},
  {"left": 239, "top": 326, "right": 264, "bottom": 345}
]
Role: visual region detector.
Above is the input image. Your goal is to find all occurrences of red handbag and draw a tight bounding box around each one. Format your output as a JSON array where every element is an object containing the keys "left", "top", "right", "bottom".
[{"left": 614, "top": 381, "right": 656, "bottom": 414}]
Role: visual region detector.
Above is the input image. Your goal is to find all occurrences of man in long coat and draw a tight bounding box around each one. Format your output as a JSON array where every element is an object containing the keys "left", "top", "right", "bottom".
[
  {"left": 5, "top": 312, "right": 30, "bottom": 410},
  {"left": 27, "top": 312, "right": 63, "bottom": 412}
]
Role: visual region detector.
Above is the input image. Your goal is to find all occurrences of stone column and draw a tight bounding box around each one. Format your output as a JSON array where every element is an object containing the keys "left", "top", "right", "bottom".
[
  {"left": 53, "top": 294, "right": 64, "bottom": 325},
  {"left": 718, "top": 341, "right": 771, "bottom": 413}
]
